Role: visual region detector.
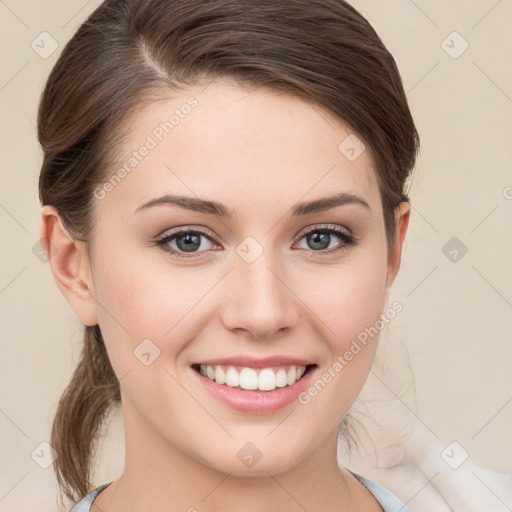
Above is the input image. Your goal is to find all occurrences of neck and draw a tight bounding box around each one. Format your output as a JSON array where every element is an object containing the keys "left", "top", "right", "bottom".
[{"left": 93, "top": 403, "right": 371, "bottom": 512}]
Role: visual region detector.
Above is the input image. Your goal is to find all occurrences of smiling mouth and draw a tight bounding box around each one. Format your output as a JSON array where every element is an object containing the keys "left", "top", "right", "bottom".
[{"left": 191, "top": 363, "right": 316, "bottom": 392}]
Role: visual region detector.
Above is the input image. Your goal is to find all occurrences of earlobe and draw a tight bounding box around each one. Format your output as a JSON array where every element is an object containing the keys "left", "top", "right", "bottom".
[
  {"left": 40, "top": 205, "right": 99, "bottom": 326},
  {"left": 384, "top": 201, "right": 411, "bottom": 298}
]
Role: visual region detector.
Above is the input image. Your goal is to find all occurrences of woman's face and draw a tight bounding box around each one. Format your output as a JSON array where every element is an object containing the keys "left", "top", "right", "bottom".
[{"left": 68, "top": 80, "right": 408, "bottom": 476}]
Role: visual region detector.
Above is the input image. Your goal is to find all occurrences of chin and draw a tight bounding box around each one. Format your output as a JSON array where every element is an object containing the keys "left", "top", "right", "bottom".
[{"left": 194, "top": 435, "right": 312, "bottom": 478}]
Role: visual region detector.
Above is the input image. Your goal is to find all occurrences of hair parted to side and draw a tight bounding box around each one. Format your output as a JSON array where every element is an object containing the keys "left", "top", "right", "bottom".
[{"left": 38, "top": 0, "right": 419, "bottom": 505}]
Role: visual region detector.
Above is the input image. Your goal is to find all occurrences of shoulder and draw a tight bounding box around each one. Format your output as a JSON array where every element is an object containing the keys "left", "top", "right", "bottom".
[
  {"left": 350, "top": 471, "right": 412, "bottom": 512},
  {"left": 70, "top": 483, "right": 112, "bottom": 512}
]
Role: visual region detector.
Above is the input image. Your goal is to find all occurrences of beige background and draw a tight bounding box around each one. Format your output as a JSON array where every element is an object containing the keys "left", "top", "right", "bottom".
[{"left": 0, "top": 1, "right": 511, "bottom": 510}]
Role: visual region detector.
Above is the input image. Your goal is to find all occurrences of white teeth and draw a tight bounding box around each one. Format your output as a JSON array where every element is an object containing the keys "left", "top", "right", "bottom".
[
  {"left": 287, "top": 366, "right": 296, "bottom": 385},
  {"left": 225, "top": 367, "right": 240, "bottom": 387},
  {"left": 239, "top": 368, "right": 258, "bottom": 390},
  {"left": 214, "top": 366, "right": 226, "bottom": 385},
  {"left": 275, "top": 368, "right": 288, "bottom": 388},
  {"left": 258, "top": 368, "right": 276, "bottom": 391},
  {"left": 199, "top": 364, "right": 308, "bottom": 391}
]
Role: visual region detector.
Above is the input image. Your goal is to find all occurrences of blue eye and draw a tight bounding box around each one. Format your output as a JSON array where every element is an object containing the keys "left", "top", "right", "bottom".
[
  {"left": 155, "top": 229, "right": 218, "bottom": 258},
  {"left": 296, "top": 226, "right": 357, "bottom": 253},
  {"left": 154, "top": 225, "right": 357, "bottom": 259}
]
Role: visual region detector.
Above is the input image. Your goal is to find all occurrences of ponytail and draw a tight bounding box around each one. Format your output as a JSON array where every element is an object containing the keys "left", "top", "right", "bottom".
[{"left": 50, "top": 325, "right": 120, "bottom": 506}]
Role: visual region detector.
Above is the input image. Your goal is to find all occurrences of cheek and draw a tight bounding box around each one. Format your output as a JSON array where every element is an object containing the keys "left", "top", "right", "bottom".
[
  {"left": 91, "top": 245, "right": 217, "bottom": 373},
  {"left": 298, "top": 253, "right": 388, "bottom": 351},
  {"left": 292, "top": 252, "right": 388, "bottom": 412}
]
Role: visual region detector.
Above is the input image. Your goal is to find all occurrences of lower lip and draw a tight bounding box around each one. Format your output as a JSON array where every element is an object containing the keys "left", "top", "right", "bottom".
[{"left": 192, "top": 366, "right": 316, "bottom": 413}]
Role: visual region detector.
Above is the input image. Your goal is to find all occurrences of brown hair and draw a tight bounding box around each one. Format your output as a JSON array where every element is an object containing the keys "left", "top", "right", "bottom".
[{"left": 38, "top": 0, "right": 419, "bottom": 505}]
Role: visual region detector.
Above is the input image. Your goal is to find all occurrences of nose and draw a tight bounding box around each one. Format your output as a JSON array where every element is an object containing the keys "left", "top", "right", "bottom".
[{"left": 220, "top": 249, "right": 300, "bottom": 340}]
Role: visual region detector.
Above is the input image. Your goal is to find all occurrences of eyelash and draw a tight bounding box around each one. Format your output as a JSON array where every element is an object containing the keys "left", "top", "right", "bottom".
[{"left": 154, "top": 224, "right": 358, "bottom": 259}]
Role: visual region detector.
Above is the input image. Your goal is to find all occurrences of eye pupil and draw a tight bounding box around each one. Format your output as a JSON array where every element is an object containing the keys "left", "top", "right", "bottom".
[
  {"left": 176, "top": 233, "right": 201, "bottom": 252},
  {"left": 308, "top": 232, "right": 330, "bottom": 250}
]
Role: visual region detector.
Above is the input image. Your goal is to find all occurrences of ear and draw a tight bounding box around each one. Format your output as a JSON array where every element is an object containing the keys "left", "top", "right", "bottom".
[
  {"left": 40, "top": 205, "right": 99, "bottom": 326},
  {"left": 384, "top": 201, "right": 410, "bottom": 300}
]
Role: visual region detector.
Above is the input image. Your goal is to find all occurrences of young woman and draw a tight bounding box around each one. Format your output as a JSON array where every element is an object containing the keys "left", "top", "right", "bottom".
[{"left": 38, "top": 0, "right": 419, "bottom": 510}]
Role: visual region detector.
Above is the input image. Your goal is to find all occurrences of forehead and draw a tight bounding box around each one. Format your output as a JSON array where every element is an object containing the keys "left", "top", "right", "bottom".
[{"left": 97, "top": 80, "right": 380, "bottom": 220}]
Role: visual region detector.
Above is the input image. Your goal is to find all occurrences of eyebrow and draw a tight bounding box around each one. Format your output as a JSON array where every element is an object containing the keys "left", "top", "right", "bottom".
[{"left": 134, "top": 191, "right": 371, "bottom": 217}]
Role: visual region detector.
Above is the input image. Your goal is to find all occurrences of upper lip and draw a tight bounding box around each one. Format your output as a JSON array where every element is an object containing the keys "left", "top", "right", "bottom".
[{"left": 193, "top": 355, "right": 316, "bottom": 368}]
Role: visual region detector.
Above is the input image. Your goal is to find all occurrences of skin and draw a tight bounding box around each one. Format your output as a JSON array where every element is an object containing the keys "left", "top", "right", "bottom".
[{"left": 41, "top": 79, "right": 410, "bottom": 512}]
